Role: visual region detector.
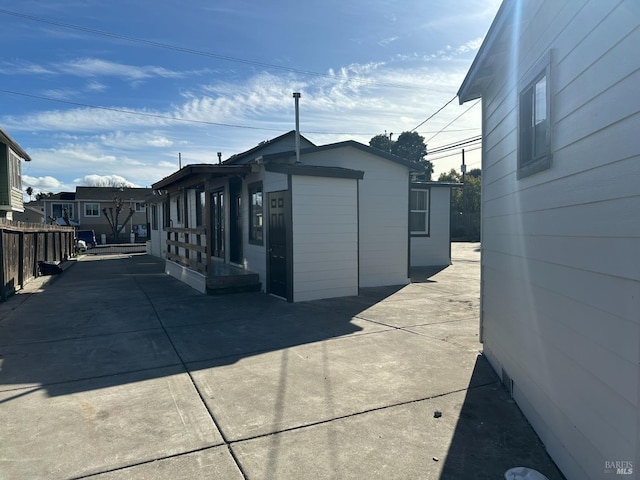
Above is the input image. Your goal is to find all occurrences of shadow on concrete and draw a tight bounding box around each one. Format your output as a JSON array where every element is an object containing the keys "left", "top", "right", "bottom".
[
  {"left": 0, "top": 254, "right": 403, "bottom": 399},
  {"left": 440, "top": 357, "right": 566, "bottom": 480},
  {"left": 409, "top": 265, "right": 449, "bottom": 283}
]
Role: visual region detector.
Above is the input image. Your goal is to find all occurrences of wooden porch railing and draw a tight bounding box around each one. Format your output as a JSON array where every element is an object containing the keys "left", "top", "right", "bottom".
[{"left": 165, "top": 227, "right": 208, "bottom": 274}]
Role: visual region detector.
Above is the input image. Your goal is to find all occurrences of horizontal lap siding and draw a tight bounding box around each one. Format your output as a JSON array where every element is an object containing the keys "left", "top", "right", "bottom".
[
  {"left": 291, "top": 176, "right": 358, "bottom": 302},
  {"left": 410, "top": 187, "right": 451, "bottom": 266},
  {"left": 303, "top": 148, "right": 410, "bottom": 287},
  {"left": 479, "top": 1, "right": 640, "bottom": 478}
]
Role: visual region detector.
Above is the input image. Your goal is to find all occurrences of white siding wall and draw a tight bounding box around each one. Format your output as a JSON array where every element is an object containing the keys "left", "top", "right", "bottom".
[
  {"left": 291, "top": 175, "right": 359, "bottom": 302},
  {"left": 410, "top": 187, "right": 452, "bottom": 266},
  {"left": 479, "top": 1, "right": 640, "bottom": 478},
  {"left": 303, "top": 148, "right": 410, "bottom": 287}
]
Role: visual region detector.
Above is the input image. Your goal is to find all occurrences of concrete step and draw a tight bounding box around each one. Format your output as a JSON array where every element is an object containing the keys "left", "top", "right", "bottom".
[{"left": 206, "top": 263, "right": 261, "bottom": 295}]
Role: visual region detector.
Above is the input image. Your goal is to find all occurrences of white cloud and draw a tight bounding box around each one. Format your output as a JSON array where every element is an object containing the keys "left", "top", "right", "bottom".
[
  {"left": 23, "top": 175, "right": 64, "bottom": 191},
  {"left": 74, "top": 174, "right": 138, "bottom": 188}
]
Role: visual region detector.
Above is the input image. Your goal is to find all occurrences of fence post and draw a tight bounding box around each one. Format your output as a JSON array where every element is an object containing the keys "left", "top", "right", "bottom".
[
  {"left": 0, "top": 229, "right": 5, "bottom": 301},
  {"left": 18, "top": 229, "right": 24, "bottom": 288}
]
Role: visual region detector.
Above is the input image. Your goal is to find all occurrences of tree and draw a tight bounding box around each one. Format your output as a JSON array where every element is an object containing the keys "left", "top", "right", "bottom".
[
  {"left": 26, "top": 186, "right": 33, "bottom": 201},
  {"left": 437, "top": 168, "right": 481, "bottom": 214},
  {"left": 102, "top": 196, "right": 135, "bottom": 243},
  {"left": 369, "top": 131, "right": 433, "bottom": 180},
  {"left": 369, "top": 133, "right": 393, "bottom": 153},
  {"left": 36, "top": 192, "right": 53, "bottom": 201},
  {"left": 438, "top": 168, "right": 462, "bottom": 183},
  {"left": 440, "top": 168, "right": 481, "bottom": 240}
]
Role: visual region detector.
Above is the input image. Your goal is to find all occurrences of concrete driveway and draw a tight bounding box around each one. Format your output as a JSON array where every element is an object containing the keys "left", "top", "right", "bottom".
[{"left": 0, "top": 243, "right": 564, "bottom": 479}]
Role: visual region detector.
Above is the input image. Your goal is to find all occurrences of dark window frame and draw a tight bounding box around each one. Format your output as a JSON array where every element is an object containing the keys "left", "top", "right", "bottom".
[
  {"left": 151, "top": 204, "right": 158, "bottom": 230},
  {"left": 248, "top": 181, "right": 264, "bottom": 245},
  {"left": 410, "top": 187, "right": 430, "bottom": 237},
  {"left": 518, "top": 50, "right": 554, "bottom": 179}
]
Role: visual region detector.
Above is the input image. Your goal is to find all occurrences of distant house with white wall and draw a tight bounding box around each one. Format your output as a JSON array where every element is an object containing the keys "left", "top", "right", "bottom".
[
  {"left": 0, "top": 127, "right": 31, "bottom": 220},
  {"left": 149, "top": 131, "right": 458, "bottom": 302},
  {"left": 458, "top": 1, "right": 640, "bottom": 478}
]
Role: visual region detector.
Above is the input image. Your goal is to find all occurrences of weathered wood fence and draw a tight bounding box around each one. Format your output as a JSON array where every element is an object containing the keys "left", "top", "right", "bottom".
[{"left": 0, "top": 219, "right": 74, "bottom": 300}]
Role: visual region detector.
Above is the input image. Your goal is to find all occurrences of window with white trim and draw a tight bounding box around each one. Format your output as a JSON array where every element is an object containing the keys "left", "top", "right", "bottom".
[
  {"left": 52, "top": 203, "right": 75, "bottom": 221},
  {"left": 410, "top": 188, "right": 430, "bottom": 236},
  {"left": 84, "top": 203, "right": 100, "bottom": 217}
]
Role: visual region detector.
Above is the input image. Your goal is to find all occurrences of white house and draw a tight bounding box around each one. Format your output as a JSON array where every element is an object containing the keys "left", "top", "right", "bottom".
[
  {"left": 458, "top": 1, "right": 640, "bottom": 478},
  {"left": 149, "top": 131, "right": 458, "bottom": 302}
]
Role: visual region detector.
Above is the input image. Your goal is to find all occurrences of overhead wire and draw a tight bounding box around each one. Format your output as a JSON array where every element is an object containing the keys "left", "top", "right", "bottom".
[
  {"left": 0, "top": 8, "right": 485, "bottom": 142},
  {"left": 425, "top": 99, "right": 481, "bottom": 145},
  {"left": 0, "top": 8, "right": 445, "bottom": 92}
]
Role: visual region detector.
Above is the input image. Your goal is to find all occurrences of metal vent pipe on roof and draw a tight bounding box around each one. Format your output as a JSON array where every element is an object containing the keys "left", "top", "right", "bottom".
[{"left": 293, "top": 92, "right": 302, "bottom": 164}]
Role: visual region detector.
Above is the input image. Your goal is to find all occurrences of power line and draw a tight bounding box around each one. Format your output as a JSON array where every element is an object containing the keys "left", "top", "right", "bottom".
[
  {"left": 0, "top": 88, "right": 285, "bottom": 131},
  {"left": 425, "top": 99, "right": 481, "bottom": 145},
  {"left": 428, "top": 136, "right": 482, "bottom": 155},
  {"left": 0, "top": 88, "right": 484, "bottom": 138},
  {"left": 0, "top": 8, "right": 441, "bottom": 92},
  {"left": 409, "top": 95, "right": 457, "bottom": 132},
  {"left": 427, "top": 145, "right": 481, "bottom": 162}
]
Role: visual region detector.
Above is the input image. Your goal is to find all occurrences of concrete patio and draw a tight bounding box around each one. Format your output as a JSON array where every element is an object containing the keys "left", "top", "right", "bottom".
[{"left": 0, "top": 243, "right": 565, "bottom": 479}]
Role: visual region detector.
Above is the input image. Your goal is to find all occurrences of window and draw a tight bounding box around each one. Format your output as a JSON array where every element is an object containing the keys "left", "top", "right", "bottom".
[
  {"left": 8, "top": 149, "right": 21, "bottom": 190},
  {"left": 175, "top": 195, "right": 182, "bottom": 223},
  {"left": 52, "top": 203, "right": 75, "bottom": 221},
  {"left": 135, "top": 202, "right": 146, "bottom": 212},
  {"left": 410, "top": 188, "right": 429, "bottom": 236},
  {"left": 84, "top": 203, "right": 100, "bottom": 217},
  {"left": 249, "top": 182, "right": 263, "bottom": 244},
  {"left": 211, "top": 190, "right": 224, "bottom": 258},
  {"left": 196, "top": 188, "right": 205, "bottom": 227},
  {"left": 518, "top": 50, "right": 553, "bottom": 179},
  {"left": 151, "top": 204, "right": 158, "bottom": 230}
]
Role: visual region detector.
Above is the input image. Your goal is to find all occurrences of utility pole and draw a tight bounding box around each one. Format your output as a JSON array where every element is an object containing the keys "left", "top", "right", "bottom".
[{"left": 461, "top": 148, "right": 466, "bottom": 184}]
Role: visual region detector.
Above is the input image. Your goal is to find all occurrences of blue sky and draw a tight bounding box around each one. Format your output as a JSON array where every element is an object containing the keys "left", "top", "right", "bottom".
[{"left": 0, "top": 0, "right": 500, "bottom": 196}]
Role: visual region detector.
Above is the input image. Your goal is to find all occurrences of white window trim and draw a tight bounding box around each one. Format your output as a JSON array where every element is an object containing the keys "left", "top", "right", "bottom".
[
  {"left": 84, "top": 203, "right": 101, "bottom": 217},
  {"left": 410, "top": 187, "right": 430, "bottom": 237}
]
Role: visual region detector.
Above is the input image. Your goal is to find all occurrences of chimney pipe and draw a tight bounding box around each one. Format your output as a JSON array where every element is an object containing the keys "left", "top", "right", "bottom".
[
  {"left": 293, "top": 92, "right": 301, "bottom": 164},
  {"left": 179, "top": 152, "right": 182, "bottom": 169},
  {"left": 217, "top": 152, "right": 222, "bottom": 164}
]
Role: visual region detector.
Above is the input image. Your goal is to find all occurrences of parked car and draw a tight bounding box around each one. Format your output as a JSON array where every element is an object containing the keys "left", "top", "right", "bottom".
[
  {"left": 76, "top": 239, "right": 87, "bottom": 252},
  {"left": 76, "top": 229, "right": 97, "bottom": 248}
]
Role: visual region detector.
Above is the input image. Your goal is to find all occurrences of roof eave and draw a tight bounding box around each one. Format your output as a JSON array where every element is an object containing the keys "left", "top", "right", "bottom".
[
  {"left": 0, "top": 128, "right": 32, "bottom": 161},
  {"left": 457, "top": 0, "right": 513, "bottom": 104},
  {"left": 152, "top": 164, "right": 252, "bottom": 190}
]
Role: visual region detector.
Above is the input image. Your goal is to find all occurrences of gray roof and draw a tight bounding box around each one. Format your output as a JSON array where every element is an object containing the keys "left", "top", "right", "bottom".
[
  {"left": 223, "top": 130, "right": 316, "bottom": 165},
  {"left": 261, "top": 140, "right": 425, "bottom": 171},
  {"left": 0, "top": 127, "right": 32, "bottom": 161},
  {"left": 75, "top": 186, "right": 153, "bottom": 202}
]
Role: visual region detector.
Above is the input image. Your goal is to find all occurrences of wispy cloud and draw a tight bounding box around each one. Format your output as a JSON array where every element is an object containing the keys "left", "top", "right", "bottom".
[
  {"left": 1, "top": 57, "right": 205, "bottom": 81},
  {"left": 378, "top": 36, "right": 399, "bottom": 47}
]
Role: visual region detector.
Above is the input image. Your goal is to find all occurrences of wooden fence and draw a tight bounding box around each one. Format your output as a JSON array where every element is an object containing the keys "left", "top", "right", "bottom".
[{"left": 0, "top": 219, "right": 75, "bottom": 300}]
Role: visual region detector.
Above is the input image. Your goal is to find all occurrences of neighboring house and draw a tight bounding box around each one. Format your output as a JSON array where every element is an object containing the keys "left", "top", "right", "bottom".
[
  {"left": 43, "top": 187, "right": 152, "bottom": 243},
  {"left": 13, "top": 202, "right": 45, "bottom": 224},
  {"left": 150, "top": 131, "right": 458, "bottom": 302},
  {"left": 0, "top": 127, "right": 31, "bottom": 220},
  {"left": 458, "top": 1, "right": 639, "bottom": 479}
]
